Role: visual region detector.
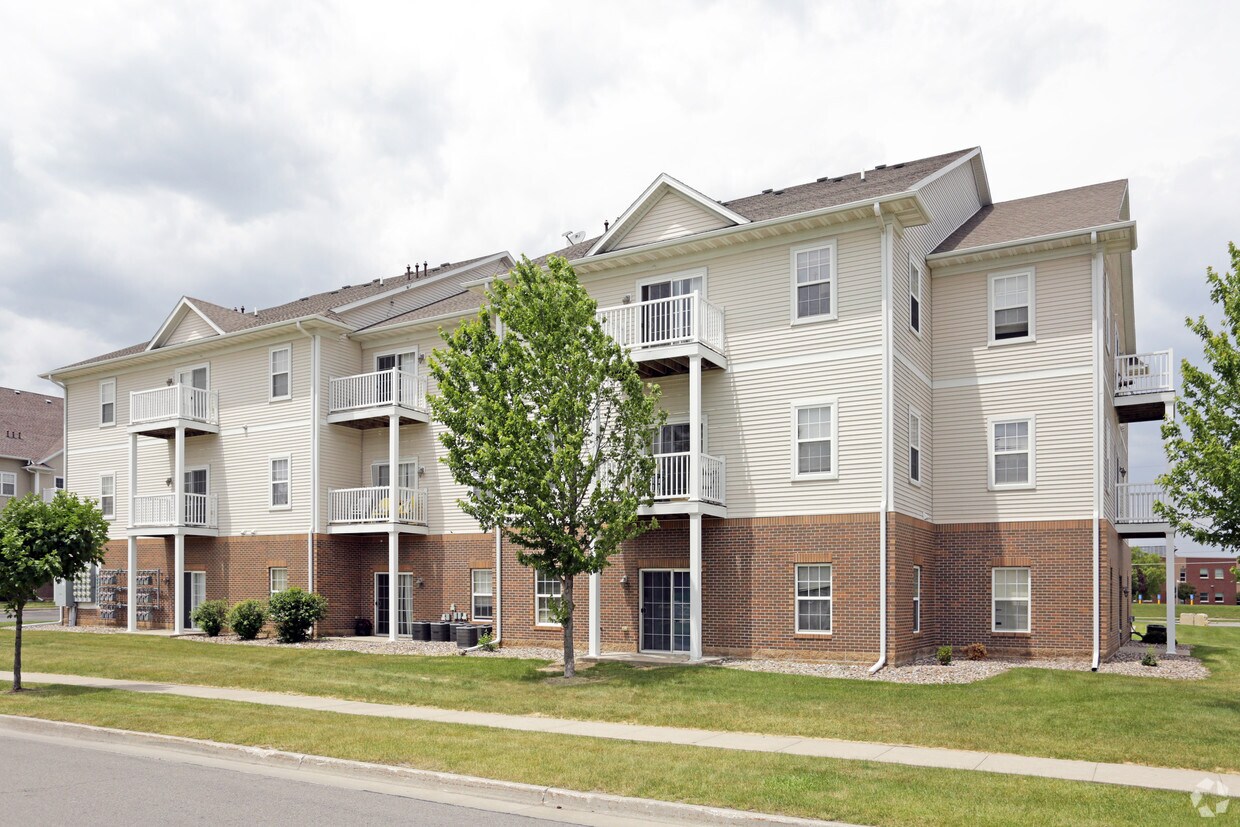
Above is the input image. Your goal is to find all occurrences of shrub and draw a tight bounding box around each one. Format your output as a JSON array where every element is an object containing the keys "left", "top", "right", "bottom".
[
  {"left": 268, "top": 587, "right": 328, "bottom": 643},
  {"left": 478, "top": 632, "right": 497, "bottom": 652},
  {"left": 228, "top": 599, "right": 268, "bottom": 640},
  {"left": 1141, "top": 646, "right": 1159, "bottom": 667},
  {"left": 964, "top": 642, "right": 988, "bottom": 661},
  {"left": 935, "top": 645, "right": 953, "bottom": 666},
  {"left": 192, "top": 600, "right": 228, "bottom": 637}
]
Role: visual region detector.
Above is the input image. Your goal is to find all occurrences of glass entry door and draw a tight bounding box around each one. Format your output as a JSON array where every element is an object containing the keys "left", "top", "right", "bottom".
[
  {"left": 184, "top": 572, "right": 206, "bottom": 629},
  {"left": 640, "top": 569, "right": 691, "bottom": 653},
  {"left": 374, "top": 572, "right": 414, "bottom": 636},
  {"left": 640, "top": 276, "right": 703, "bottom": 345}
]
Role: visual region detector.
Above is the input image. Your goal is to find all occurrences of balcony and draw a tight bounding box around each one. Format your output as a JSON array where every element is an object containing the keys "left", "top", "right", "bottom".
[
  {"left": 327, "top": 485, "right": 429, "bottom": 534},
  {"left": 1114, "top": 350, "right": 1174, "bottom": 423},
  {"left": 130, "top": 493, "right": 219, "bottom": 535},
  {"left": 641, "top": 452, "right": 727, "bottom": 517},
  {"left": 327, "top": 369, "right": 430, "bottom": 429},
  {"left": 596, "top": 293, "right": 728, "bottom": 377},
  {"left": 129, "top": 384, "right": 219, "bottom": 438},
  {"left": 1115, "top": 483, "right": 1172, "bottom": 537}
]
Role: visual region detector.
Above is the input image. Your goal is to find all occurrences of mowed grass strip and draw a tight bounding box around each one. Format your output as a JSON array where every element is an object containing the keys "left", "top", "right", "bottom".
[
  {"left": 1132, "top": 602, "right": 1240, "bottom": 620},
  {"left": 0, "top": 685, "right": 1209, "bottom": 827},
  {"left": 8, "top": 624, "right": 1240, "bottom": 773}
]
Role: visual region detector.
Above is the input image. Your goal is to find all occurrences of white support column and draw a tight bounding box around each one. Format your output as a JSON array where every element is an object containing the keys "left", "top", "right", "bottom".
[
  {"left": 388, "top": 412, "right": 400, "bottom": 642},
  {"left": 689, "top": 354, "right": 702, "bottom": 501},
  {"left": 174, "top": 425, "right": 186, "bottom": 526},
  {"left": 388, "top": 528, "right": 399, "bottom": 642},
  {"left": 1166, "top": 530, "right": 1177, "bottom": 655},
  {"left": 689, "top": 513, "right": 702, "bottom": 661},
  {"left": 126, "top": 536, "right": 137, "bottom": 632},
  {"left": 388, "top": 414, "right": 399, "bottom": 523},
  {"left": 128, "top": 432, "right": 137, "bottom": 529},
  {"left": 588, "top": 570, "right": 601, "bottom": 657},
  {"left": 173, "top": 533, "right": 185, "bottom": 635}
]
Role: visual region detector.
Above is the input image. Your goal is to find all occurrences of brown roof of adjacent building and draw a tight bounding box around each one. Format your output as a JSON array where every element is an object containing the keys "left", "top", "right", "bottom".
[
  {"left": 933, "top": 180, "right": 1129, "bottom": 254},
  {"left": 0, "top": 386, "right": 63, "bottom": 463}
]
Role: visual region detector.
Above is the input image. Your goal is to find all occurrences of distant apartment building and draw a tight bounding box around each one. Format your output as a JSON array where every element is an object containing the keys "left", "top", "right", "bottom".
[
  {"left": 45, "top": 146, "right": 1177, "bottom": 664},
  {"left": 0, "top": 386, "right": 64, "bottom": 506},
  {"left": 1178, "top": 556, "right": 1239, "bottom": 605}
]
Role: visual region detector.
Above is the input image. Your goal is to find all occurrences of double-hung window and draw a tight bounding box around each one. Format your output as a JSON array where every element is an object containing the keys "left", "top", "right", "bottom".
[
  {"left": 989, "top": 270, "right": 1034, "bottom": 343},
  {"left": 100, "top": 474, "right": 116, "bottom": 520},
  {"left": 1215, "top": 593, "right": 1225, "bottom": 604},
  {"left": 0, "top": 471, "right": 15, "bottom": 497},
  {"left": 270, "top": 346, "right": 291, "bottom": 401},
  {"left": 989, "top": 416, "right": 1034, "bottom": 489},
  {"left": 908, "top": 408, "right": 922, "bottom": 485},
  {"left": 791, "top": 241, "right": 836, "bottom": 322},
  {"left": 1199, "top": 568, "right": 1209, "bottom": 579},
  {"left": 472, "top": 569, "right": 494, "bottom": 620},
  {"left": 535, "top": 569, "right": 561, "bottom": 626},
  {"left": 792, "top": 401, "right": 837, "bottom": 480},
  {"left": 795, "top": 564, "right": 832, "bottom": 633},
  {"left": 1216, "top": 569, "right": 1225, "bottom": 580},
  {"left": 909, "top": 260, "right": 923, "bottom": 334},
  {"left": 269, "top": 567, "right": 288, "bottom": 595},
  {"left": 100, "top": 379, "right": 116, "bottom": 426},
  {"left": 269, "top": 456, "right": 290, "bottom": 509},
  {"left": 992, "top": 568, "right": 1030, "bottom": 633},
  {"left": 1179, "top": 569, "right": 1187, "bottom": 582},
  {"left": 912, "top": 565, "right": 922, "bottom": 633}
]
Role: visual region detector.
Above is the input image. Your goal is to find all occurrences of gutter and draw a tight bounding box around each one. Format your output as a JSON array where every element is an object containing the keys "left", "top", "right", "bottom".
[
  {"left": 925, "top": 220, "right": 1137, "bottom": 263},
  {"left": 1090, "top": 232, "right": 1103, "bottom": 671},
  {"left": 870, "top": 202, "right": 891, "bottom": 675},
  {"left": 295, "top": 321, "right": 318, "bottom": 595}
]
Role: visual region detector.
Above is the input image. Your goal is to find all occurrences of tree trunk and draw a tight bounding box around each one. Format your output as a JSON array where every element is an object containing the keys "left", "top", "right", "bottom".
[
  {"left": 562, "top": 576, "right": 575, "bottom": 678},
  {"left": 11, "top": 601, "right": 23, "bottom": 692}
]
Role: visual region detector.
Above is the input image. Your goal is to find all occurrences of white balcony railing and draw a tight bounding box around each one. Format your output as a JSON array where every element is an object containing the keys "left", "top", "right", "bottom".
[
  {"left": 132, "top": 493, "right": 218, "bottom": 528},
  {"left": 650, "top": 452, "right": 726, "bottom": 505},
  {"left": 596, "top": 292, "right": 726, "bottom": 355},
  {"left": 1116, "top": 483, "right": 1166, "bottom": 524},
  {"left": 1115, "top": 350, "right": 1173, "bottom": 397},
  {"left": 329, "top": 369, "right": 427, "bottom": 415},
  {"left": 130, "top": 384, "right": 219, "bottom": 426},
  {"left": 328, "top": 486, "right": 428, "bottom": 525}
]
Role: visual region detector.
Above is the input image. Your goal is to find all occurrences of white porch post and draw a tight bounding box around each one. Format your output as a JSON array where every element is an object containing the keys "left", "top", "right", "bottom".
[
  {"left": 1166, "top": 530, "right": 1177, "bottom": 655},
  {"left": 174, "top": 425, "right": 186, "bottom": 526},
  {"left": 128, "top": 432, "right": 137, "bottom": 528},
  {"left": 388, "top": 412, "right": 399, "bottom": 641},
  {"left": 126, "top": 537, "right": 138, "bottom": 632},
  {"left": 689, "top": 513, "right": 702, "bottom": 661},
  {"left": 173, "top": 533, "right": 185, "bottom": 635},
  {"left": 588, "top": 571, "right": 601, "bottom": 657},
  {"left": 173, "top": 424, "right": 186, "bottom": 634},
  {"left": 689, "top": 355, "right": 702, "bottom": 501}
]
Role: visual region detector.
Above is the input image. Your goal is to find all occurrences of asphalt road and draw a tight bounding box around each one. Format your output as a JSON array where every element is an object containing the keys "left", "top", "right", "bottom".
[
  {"left": 2, "top": 606, "right": 59, "bottom": 623},
  {"left": 0, "top": 732, "right": 571, "bottom": 826}
]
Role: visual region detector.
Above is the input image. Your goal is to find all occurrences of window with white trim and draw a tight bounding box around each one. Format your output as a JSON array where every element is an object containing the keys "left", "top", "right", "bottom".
[
  {"left": 269, "top": 567, "right": 288, "bottom": 594},
  {"left": 535, "top": 569, "right": 561, "bottom": 626},
  {"left": 1216, "top": 569, "right": 1225, "bottom": 580},
  {"left": 269, "top": 456, "right": 290, "bottom": 508},
  {"left": 913, "top": 565, "right": 922, "bottom": 633},
  {"left": 1215, "top": 592, "right": 1225, "bottom": 603},
  {"left": 1199, "top": 592, "right": 1208, "bottom": 603},
  {"left": 992, "top": 567, "right": 1030, "bottom": 633},
  {"left": 1180, "top": 569, "right": 1187, "bottom": 582},
  {"left": 1199, "top": 568, "right": 1209, "bottom": 579},
  {"left": 100, "top": 379, "right": 116, "bottom": 426},
  {"left": 795, "top": 564, "right": 832, "bottom": 633},
  {"left": 100, "top": 474, "right": 115, "bottom": 519},
  {"left": 54, "top": 476, "right": 65, "bottom": 489},
  {"left": 990, "top": 417, "right": 1034, "bottom": 489},
  {"left": 909, "top": 260, "right": 923, "bottom": 334},
  {"left": 270, "top": 346, "right": 291, "bottom": 401},
  {"left": 791, "top": 242, "right": 836, "bottom": 321},
  {"left": 472, "top": 569, "right": 494, "bottom": 620},
  {"left": 0, "top": 472, "right": 15, "bottom": 497},
  {"left": 989, "top": 271, "right": 1033, "bottom": 342},
  {"left": 792, "top": 402, "right": 836, "bottom": 479},
  {"left": 908, "top": 408, "right": 922, "bottom": 484}
]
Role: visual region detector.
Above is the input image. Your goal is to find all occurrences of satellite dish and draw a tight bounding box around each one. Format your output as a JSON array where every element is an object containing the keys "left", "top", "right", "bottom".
[{"left": 563, "top": 230, "right": 586, "bottom": 245}]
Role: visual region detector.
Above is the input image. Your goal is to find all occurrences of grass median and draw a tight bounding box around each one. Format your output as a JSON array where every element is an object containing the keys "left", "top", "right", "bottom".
[
  {"left": 7, "top": 623, "right": 1240, "bottom": 773},
  {"left": 0, "top": 685, "right": 1210, "bottom": 827}
]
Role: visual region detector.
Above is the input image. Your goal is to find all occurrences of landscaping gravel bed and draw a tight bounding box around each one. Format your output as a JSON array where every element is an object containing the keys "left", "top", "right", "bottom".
[
  {"left": 720, "top": 642, "right": 1208, "bottom": 684},
  {"left": 184, "top": 633, "right": 563, "bottom": 661}
]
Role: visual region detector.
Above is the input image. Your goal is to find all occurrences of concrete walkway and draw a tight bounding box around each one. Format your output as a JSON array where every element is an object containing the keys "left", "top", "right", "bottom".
[{"left": 6, "top": 670, "right": 1239, "bottom": 796}]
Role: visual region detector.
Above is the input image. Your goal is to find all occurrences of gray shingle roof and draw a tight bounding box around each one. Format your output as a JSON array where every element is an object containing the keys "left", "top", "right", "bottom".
[
  {"left": 0, "top": 386, "right": 63, "bottom": 463},
  {"left": 933, "top": 180, "right": 1129, "bottom": 254},
  {"left": 358, "top": 291, "right": 485, "bottom": 331}
]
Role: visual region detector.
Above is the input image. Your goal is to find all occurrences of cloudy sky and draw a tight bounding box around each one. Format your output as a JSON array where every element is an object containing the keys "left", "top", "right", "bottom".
[{"left": 1, "top": 1, "right": 1235, "bottom": 551}]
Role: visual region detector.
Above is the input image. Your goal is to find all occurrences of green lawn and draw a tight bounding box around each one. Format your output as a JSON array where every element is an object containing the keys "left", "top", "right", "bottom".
[
  {"left": 6, "top": 624, "right": 1240, "bottom": 774},
  {"left": 0, "top": 685, "right": 1208, "bottom": 827},
  {"left": 1132, "top": 602, "right": 1240, "bottom": 620}
]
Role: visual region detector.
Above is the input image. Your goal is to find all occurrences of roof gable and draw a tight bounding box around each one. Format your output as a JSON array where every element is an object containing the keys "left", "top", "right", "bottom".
[
  {"left": 588, "top": 174, "right": 749, "bottom": 256},
  {"left": 147, "top": 298, "right": 226, "bottom": 351}
]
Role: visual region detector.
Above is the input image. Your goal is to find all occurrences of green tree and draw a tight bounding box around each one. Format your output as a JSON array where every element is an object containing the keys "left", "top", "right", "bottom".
[
  {"left": 1177, "top": 582, "right": 1196, "bottom": 604},
  {"left": 0, "top": 492, "right": 108, "bottom": 691},
  {"left": 1158, "top": 243, "right": 1240, "bottom": 551},
  {"left": 1130, "top": 546, "right": 1166, "bottom": 601},
  {"left": 430, "top": 255, "right": 664, "bottom": 677}
]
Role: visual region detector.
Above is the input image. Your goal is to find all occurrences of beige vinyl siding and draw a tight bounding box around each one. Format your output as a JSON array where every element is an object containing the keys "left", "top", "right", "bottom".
[
  {"left": 317, "top": 335, "right": 363, "bottom": 530},
  {"left": 163, "top": 309, "right": 219, "bottom": 346},
  {"left": 892, "top": 359, "right": 932, "bottom": 517},
  {"left": 613, "top": 191, "right": 731, "bottom": 250}
]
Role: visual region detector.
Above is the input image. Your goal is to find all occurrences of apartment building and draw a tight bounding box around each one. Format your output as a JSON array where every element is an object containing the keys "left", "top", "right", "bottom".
[
  {"left": 1178, "top": 556, "right": 1239, "bottom": 606},
  {"left": 0, "top": 386, "right": 65, "bottom": 507},
  {"left": 45, "top": 146, "right": 1178, "bottom": 664}
]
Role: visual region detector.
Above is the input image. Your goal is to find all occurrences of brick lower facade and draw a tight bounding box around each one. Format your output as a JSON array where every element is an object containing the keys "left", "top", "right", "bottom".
[{"left": 72, "top": 515, "right": 1129, "bottom": 663}]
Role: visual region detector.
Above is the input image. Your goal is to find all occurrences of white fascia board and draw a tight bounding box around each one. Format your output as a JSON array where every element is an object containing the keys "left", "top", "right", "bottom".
[
  {"left": 145, "top": 297, "right": 227, "bottom": 352},
  {"left": 585, "top": 173, "right": 750, "bottom": 257},
  {"left": 925, "top": 220, "right": 1137, "bottom": 263},
  {"left": 35, "top": 447, "right": 64, "bottom": 466},
  {"left": 329, "top": 252, "right": 513, "bottom": 314}
]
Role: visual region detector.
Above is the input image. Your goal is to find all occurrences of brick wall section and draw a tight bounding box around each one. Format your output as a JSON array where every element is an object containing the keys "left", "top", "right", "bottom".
[{"left": 888, "top": 514, "right": 939, "bottom": 664}]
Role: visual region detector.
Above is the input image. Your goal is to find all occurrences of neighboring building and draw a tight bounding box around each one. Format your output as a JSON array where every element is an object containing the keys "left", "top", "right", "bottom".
[
  {"left": 1177, "top": 555, "right": 1239, "bottom": 605},
  {"left": 44, "top": 146, "right": 1175, "bottom": 665},
  {"left": 0, "top": 386, "right": 65, "bottom": 506}
]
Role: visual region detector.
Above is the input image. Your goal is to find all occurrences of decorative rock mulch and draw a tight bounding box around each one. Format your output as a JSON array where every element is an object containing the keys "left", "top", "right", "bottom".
[{"left": 183, "top": 633, "right": 563, "bottom": 661}]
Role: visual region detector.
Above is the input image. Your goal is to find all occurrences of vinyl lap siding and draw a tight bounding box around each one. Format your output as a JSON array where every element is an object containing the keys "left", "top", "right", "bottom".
[
  {"left": 164, "top": 310, "right": 218, "bottom": 346},
  {"left": 613, "top": 192, "right": 731, "bottom": 250}
]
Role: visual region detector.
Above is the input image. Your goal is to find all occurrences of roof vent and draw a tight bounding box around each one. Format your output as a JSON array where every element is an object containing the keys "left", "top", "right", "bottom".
[
  {"left": 816, "top": 176, "right": 829, "bottom": 183},
  {"left": 832, "top": 177, "right": 844, "bottom": 183},
  {"left": 371, "top": 278, "right": 380, "bottom": 285},
  {"left": 440, "top": 262, "right": 451, "bottom": 268},
  {"left": 773, "top": 189, "right": 785, "bottom": 195},
  {"left": 761, "top": 188, "right": 774, "bottom": 194},
  {"left": 893, "top": 162, "right": 906, "bottom": 169},
  {"left": 875, "top": 164, "right": 887, "bottom": 170}
]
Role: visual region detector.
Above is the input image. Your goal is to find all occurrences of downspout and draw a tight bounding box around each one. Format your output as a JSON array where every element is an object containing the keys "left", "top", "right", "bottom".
[
  {"left": 1090, "top": 233, "right": 1103, "bottom": 671},
  {"left": 870, "top": 202, "right": 891, "bottom": 674},
  {"left": 296, "top": 321, "right": 318, "bottom": 594}
]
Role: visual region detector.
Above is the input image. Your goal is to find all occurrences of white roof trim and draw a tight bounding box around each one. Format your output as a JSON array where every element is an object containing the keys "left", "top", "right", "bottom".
[
  {"left": 586, "top": 173, "right": 749, "bottom": 257},
  {"left": 146, "top": 297, "right": 227, "bottom": 351},
  {"left": 330, "top": 252, "right": 513, "bottom": 314},
  {"left": 909, "top": 147, "right": 991, "bottom": 206},
  {"left": 925, "top": 220, "right": 1136, "bottom": 262}
]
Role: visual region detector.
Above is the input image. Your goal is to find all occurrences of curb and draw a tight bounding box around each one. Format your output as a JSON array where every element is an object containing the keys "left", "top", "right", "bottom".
[{"left": 0, "top": 714, "right": 850, "bottom": 826}]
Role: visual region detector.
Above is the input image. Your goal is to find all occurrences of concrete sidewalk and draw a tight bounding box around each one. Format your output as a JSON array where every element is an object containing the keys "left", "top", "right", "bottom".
[{"left": 6, "top": 670, "right": 1238, "bottom": 795}]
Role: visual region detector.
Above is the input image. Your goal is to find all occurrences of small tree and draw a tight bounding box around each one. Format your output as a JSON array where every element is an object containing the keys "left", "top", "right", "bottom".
[
  {"left": 1130, "top": 546, "right": 1166, "bottom": 601},
  {"left": 430, "top": 255, "right": 664, "bottom": 677},
  {"left": 1158, "top": 243, "right": 1240, "bottom": 551},
  {"left": 1177, "top": 582, "right": 1196, "bottom": 604},
  {"left": 0, "top": 492, "right": 109, "bottom": 691}
]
